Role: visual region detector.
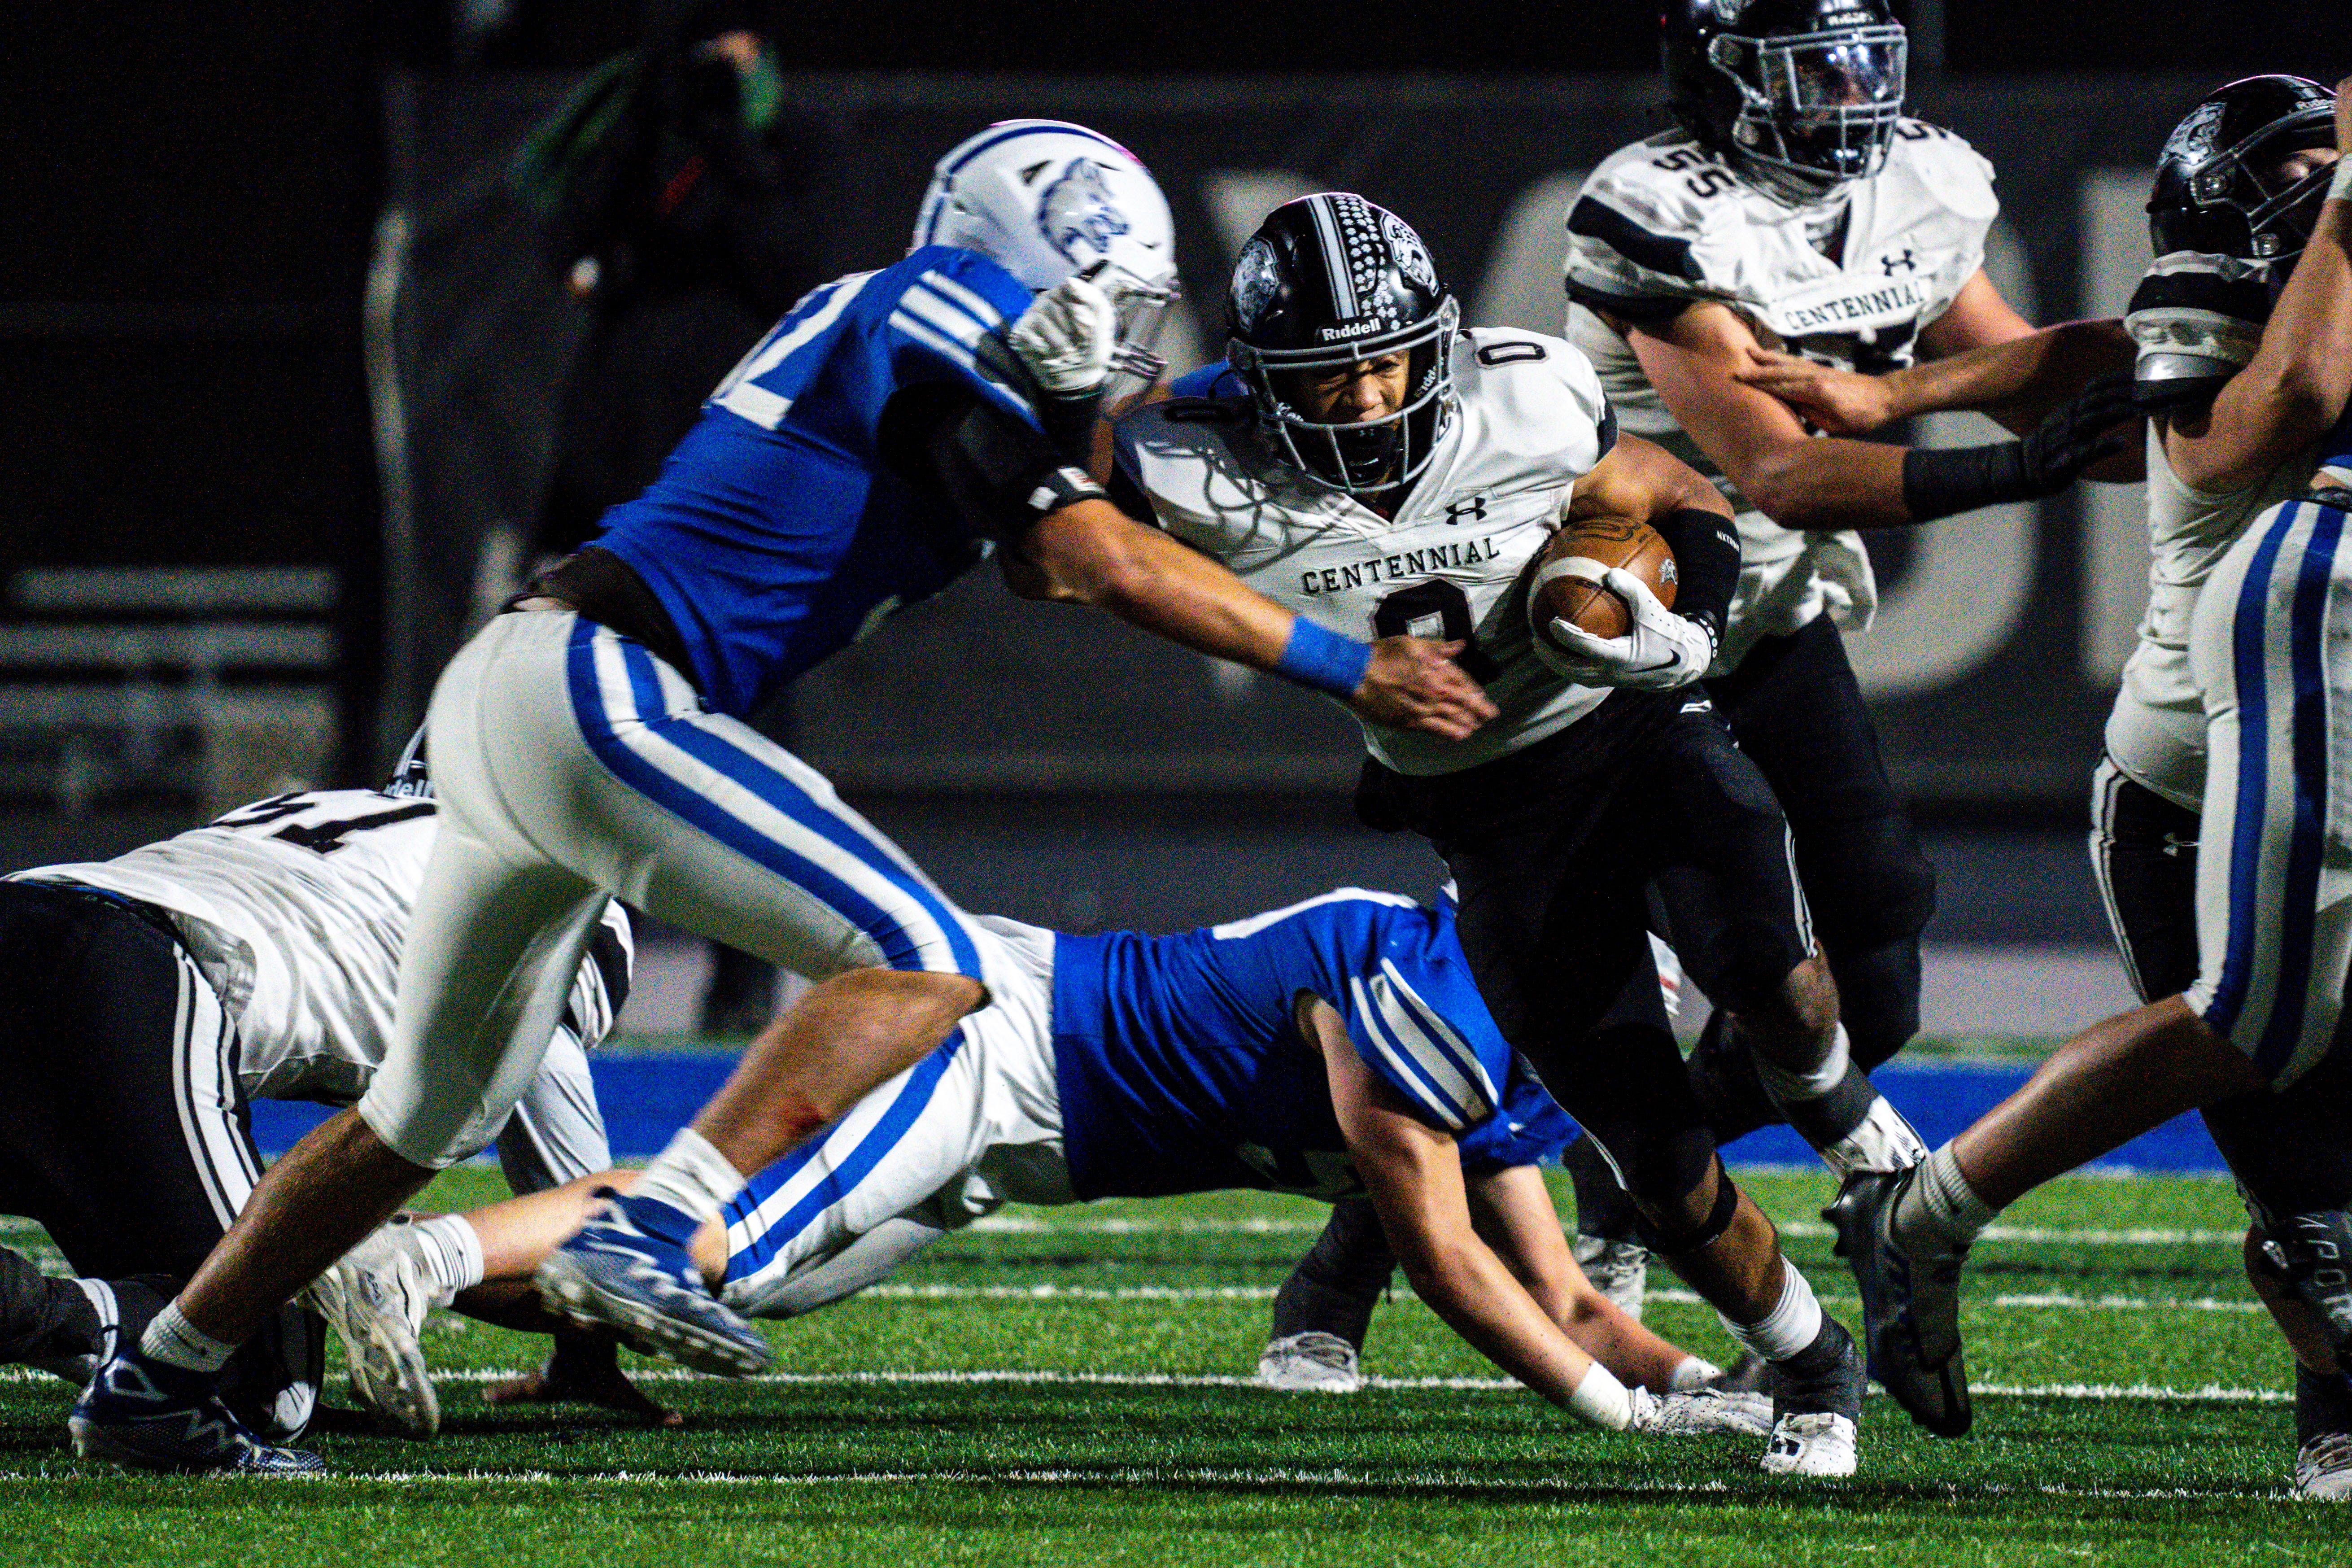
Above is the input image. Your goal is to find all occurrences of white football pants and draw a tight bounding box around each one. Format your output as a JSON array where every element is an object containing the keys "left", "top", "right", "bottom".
[
  {"left": 718, "top": 916, "right": 1069, "bottom": 1318},
  {"left": 358, "top": 609, "right": 993, "bottom": 1167},
  {"left": 2186, "top": 494, "right": 2352, "bottom": 1092}
]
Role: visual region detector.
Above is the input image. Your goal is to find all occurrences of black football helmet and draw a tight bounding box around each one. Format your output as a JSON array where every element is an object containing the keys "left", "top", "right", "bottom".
[
  {"left": 1663, "top": 0, "right": 1907, "bottom": 206},
  {"left": 1225, "top": 193, "right": 1461, "bottom": 495},
  {"left": 2148, "top": 75, "right": 2338, "bottom": 265}
]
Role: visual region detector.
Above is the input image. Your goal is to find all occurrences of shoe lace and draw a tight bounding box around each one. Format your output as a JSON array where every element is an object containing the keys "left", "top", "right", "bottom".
[
  {"left": 1276, "top": 1332, "right": 1357, "bottom": 1371},
  {"left": 2300, "top": 1431, "right": 2352, "bottom": 1473}
]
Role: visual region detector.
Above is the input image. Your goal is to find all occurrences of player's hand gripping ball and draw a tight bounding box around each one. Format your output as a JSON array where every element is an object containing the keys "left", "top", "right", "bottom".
[{"left": 1529, "top": 515, "right": 1677, "bottom": 646}]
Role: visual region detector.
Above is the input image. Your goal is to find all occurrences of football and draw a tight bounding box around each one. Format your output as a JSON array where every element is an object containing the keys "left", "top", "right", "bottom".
[{"left": 1528, "top": 515, "right": 1679, "bottom": 649}]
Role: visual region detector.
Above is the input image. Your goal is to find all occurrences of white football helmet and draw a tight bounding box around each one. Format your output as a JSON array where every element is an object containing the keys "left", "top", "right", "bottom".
[{"left": 913, "top": 119, "right": 1179, "bottom": 389}]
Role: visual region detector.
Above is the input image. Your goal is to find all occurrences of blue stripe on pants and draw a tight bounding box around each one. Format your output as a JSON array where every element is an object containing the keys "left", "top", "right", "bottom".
[
  {"left": 2207, "top": 504, "right": 2300, "bottom": 1031},
  {"left": 720, "top": 1030, "right": 966, "bottom": 1279},
  {"left": 2253, "top": 502, "right": 2346, "bottom": 1079},
  {"left": 563, "top": 621, "right": 982, "bottom": 978}
]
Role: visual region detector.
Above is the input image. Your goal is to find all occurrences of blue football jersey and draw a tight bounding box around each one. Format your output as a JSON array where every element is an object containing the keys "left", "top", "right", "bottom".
[
  {"left": 1165, "top": 360, "right": 1243, "bottom": 400},
  {"left": 1457, "top": 1055, "right": 1576, "bottom": 1175},
  {"left": 1050, "top": 889, "right": 1522, "bottom": 1201},
  {"left": 590, "top": 246, "right": 1042, "bottom": 718}
]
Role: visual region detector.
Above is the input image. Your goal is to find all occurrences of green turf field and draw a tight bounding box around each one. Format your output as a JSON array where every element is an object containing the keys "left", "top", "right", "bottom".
[{"left": 2, "top": 1167, "right": 2339, "bottom": 1567}]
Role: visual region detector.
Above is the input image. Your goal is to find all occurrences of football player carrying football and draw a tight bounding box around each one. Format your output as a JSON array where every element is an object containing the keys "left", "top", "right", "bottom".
[
  {"left": 69, "top": 121, "right": 1494, "bottom": 1475},
  {"left": 1842, "top": 74, "right": 2352, "bottom": 1502},
  {"left": 1111, "top": 192, "right": 1942, "bottom": 1476}
]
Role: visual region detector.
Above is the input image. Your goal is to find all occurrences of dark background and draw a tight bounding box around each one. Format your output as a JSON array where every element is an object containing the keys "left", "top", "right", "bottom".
[{"left": 2, "top": 1, "right": 2348, "bottom": 935}]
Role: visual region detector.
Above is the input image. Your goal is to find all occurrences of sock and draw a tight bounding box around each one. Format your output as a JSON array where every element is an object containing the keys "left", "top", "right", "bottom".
[
  {"left": 140, "top": 1301, "right": 237, "bottom": 1375},
  {"left": 1895, "top": 1141, "right": 2000, "bottom": 1254},
  {"left": 1754, "top": 1022, "right": 1852, "bottom": 1103},
  {"left": 1718, "top": 1260, "right": 1825, "bottom": 1364},
  {"left": 1565, "top": 1359, "right": 1636, "bottom": 1430},
  {"left": 2297, "top": 1361, "right": 2352, "bottom": 1447},
  {"left": 406, "top": 1215, "right": 485, "bottom": 1304},
  {"left": 631, "top": 1128, "right": 748, "bottom": 1228},
  {"left": 1669, "top": 1354, "right": 1721, "bottom": 1393}
]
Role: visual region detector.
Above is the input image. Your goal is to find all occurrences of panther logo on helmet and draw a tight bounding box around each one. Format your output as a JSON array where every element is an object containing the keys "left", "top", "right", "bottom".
[
  {"left": 1380, "top": 211, "right": 1439, "bottom": 295},
  {"left": 1037, "top": 158, "right": 1132, "bottom": 266},
  {"left": 1232, "top": 238, "right": 1283, "bottom": 333},
  {"left": 2160, "top": 99, "right": 2228, "bottom": 168}
]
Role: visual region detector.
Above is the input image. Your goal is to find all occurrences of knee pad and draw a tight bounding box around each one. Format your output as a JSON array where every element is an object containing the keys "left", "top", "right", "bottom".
[
  {"left": 1686, "top": 1011, "right": 1780, "bottom": 1144},
  {"left": 2271, "top": 1211, "right": 2352, "bottom": 1361},
  {"left": 1826, "top": 939, "right": 1923, "bottom": 1072},
  {"left": 1632, "top": 1158, "right": 1742, "bottom": 1256}
]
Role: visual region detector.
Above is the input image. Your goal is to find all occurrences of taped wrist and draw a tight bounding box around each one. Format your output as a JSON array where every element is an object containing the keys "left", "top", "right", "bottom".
[
  {"left": 925, "top": 397, "right": 1108, "bottom": 538},
  {"left": 1649, "top": 506, "right": 1739, "bottom": 645},
  {"left": 1901, "top": 441, "right": 2032, "bottom": 524}
]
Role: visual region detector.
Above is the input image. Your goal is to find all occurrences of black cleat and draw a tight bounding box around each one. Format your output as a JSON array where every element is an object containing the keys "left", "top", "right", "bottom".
[{"left": 1828, "top": 1167, "right": 1972, "bottom": 1437}]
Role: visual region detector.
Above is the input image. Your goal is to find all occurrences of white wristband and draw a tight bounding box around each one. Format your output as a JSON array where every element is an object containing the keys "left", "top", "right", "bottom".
[
  {"left": 1564, "top": 1359, "right": 1636, "bottom": 1430},
  {"left": 2332, "top": 157, "right": 2352, "bottom": 205}
]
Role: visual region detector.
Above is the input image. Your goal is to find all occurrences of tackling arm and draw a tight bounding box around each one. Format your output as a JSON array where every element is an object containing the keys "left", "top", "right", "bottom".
[{"left": 1305, "top": 995, "right": 1636, "bottom": 1427}]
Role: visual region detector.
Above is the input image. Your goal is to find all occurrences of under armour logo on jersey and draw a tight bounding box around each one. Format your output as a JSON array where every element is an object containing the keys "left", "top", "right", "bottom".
[
  {"left": 1036, "top": 158, "right": 1130, "bottom": 265},
  {"left": 1444, "top": 495, "right": 1488, "bottom": 524},
  {"left": 1881, "top": 249, "right": 1918, "bottom": 275}
]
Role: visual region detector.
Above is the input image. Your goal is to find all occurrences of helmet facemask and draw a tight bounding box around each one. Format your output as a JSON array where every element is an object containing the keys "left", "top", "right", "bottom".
[
  {"left": 1231, "top": 297, "right": 1461, "bottom": 496},
  {"left": 1080, "top": 259, "right": 1180, "bottom": 408},
  {"left": 2192, "top": 114, "right": 2340, "bottom": 262},
  {"left": 1709, "top": 22, "right": 1907, "bottom": 204}
]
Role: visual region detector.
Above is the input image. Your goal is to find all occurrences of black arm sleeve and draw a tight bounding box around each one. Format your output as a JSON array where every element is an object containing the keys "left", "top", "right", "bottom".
[
  {"left": 876, "top": 383, "right": 1108, "bottom": 542},
  {"left": 1651, "top": 506, "right": 1741, "bottom": 644}
]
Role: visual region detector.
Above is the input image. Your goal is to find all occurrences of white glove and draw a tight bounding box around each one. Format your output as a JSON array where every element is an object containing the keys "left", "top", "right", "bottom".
[
  {"left": 1539, "top": 567, "right": 1717, "bottom": 692},
  {"left": 1008, "top": 274, "right": 1118, "bottom": 398},
  {"left": 1626, "top": 1387, "right": 1776, "bottom": 1437}
]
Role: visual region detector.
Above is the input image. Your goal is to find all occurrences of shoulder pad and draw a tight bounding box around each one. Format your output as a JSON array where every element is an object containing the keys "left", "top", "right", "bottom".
[
  {"left": 1457, "top": 329, "right": 1616, "bottom": 465},
  {"left": 1565, "top": 139, "right": 1739, "bottom": 320},
  {"left": 898, "top": 244, "right": 1036, "bottom": 326},
  {"left": 1883, "top": 120, "right": 1999, "bottom": 224}
]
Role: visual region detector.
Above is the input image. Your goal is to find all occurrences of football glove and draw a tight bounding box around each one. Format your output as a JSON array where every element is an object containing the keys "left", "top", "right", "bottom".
[
  {"left": 1008, "top": 274, "right": 1119, "bottom": 398},
  {"left": 1537, "top": 567, "right": 1717, "bottom": 692}
]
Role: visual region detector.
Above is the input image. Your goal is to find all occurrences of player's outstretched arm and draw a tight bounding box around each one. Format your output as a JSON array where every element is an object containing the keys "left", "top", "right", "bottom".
[
  {"left": 2166, "top": 83, "right": 2352, "bottom": 493},
  {"left": 1632, "top": 298, "right": 2137, "bottom": 530},
  {"left": 1307, "top": 999, "right": 1636, "bottom": 1427},
  {"left": 1464, "top": 1165, "right": 1716, "bottom": 1394},
  {"left": 1008, "top": 500, "right": 1498, "bottom": 741}
]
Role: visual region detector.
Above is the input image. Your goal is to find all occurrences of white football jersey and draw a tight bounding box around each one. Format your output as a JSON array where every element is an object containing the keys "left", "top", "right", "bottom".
[
  {"left": 13, "top": 789, "right": 631, "bottom": 1117},
  {"left": 2107, "top": 430, "right": 2322, "bottom": 811},
  {"left": 1116, "top": 328, "right": 1616, "bottom": 775},
  {"left": 1562, "top": 122, "right": 1997, "bottom": 665}
]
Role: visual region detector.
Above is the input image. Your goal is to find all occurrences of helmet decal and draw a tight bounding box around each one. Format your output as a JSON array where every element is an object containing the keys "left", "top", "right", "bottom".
[
  {"left": 2160, "top": 98, "right": 2229, "bottom": 167},
  {"left": 1232, "top": 237, "right": 1283, "bottom": 334},
  {"left": 1036, "top": 157, "right": 1131, "bottom": 266},
  {"left": 1380, "top": 211, "right": 1440, "bottom": 296}
]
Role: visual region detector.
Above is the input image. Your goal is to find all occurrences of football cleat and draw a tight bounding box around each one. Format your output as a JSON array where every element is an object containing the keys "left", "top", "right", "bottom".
[
  {"left": 1827, "top": 1166, "right": 1973, "bottom": 1437},
  {"left": 535, "top": 1192, "right": 772, "bottom": 1378},
  {"left": 2294, "top": 1432, "right": 2352, "bottom": 1500},
  {"left": 1571, "top": 1234, "right": 1649, "bottom": 1321},
  {"left": 1759, "top": 1317, "right": 1864, "bottom": 1478},
  {"left": 1629, "top": 1387, "right": 1776, "bottom": 1437},
  {"left": 305, "top": 1226, "right": 440, "bottom": 1440},
  {"left": 1256, "top": 1332, "right": 1363, "bottom": 1393},
  {"left": 69, "top": 1350, "right": 323, "bottom": 1474}
]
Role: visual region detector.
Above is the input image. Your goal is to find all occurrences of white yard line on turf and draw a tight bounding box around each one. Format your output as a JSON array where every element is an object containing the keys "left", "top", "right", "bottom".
[
  {"left": 762, "top": 1281, "right": 2268, "bottom": 1315},
  {"left": 963, "top": 1216, "right": 2247, "bottom": 1246}
]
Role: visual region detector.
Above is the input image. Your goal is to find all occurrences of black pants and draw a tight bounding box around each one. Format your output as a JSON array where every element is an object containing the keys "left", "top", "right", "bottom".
[
  {"left": 0, "top": 882, "right": 319, "bottom": 1435},
  {"left": 1706, "top": 617, "right": 1935, "bottom": 1072},
  {"left": 1361, "top": 691, "right": 1811, "bottom": 1209}
]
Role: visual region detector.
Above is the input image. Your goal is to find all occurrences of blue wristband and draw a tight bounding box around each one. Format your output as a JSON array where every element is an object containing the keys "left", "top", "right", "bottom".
[{"left": 1276, "top": 617, "right": 1374, "bottom": 698}]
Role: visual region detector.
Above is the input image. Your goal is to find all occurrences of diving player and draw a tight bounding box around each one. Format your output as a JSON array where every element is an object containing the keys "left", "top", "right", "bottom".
[
  {"left": 335, "top": 890, "right": 1777, "bottom": 1450},
  {"left": 71, "top": 120, "right": 1495, "bottom": 1475},
  {"left": 1841, "top": 75, "right": 2352, "bottom": 1502},
  {"left": 1113, "top": 192, "right": 1938, "bottom": 1476},
  {"left": 1545, "top": 0, "right": 2139, "bottom": 1388},
  {"left": 0, "top": 757, "right": 629, "bottom": 1446}
]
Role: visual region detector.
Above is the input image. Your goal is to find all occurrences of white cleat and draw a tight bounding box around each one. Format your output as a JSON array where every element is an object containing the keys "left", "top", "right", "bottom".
[
  {"left": 1256, "top": 1332, "right": 1362, "bottom": 1392},
  {"left": 2295, "top": 1433, "right": 2352, "bottom": 1499},
  {"left": 305, "top": 1225, "right": 440, "bottom": 1440},
  {"left": 1759, "top": 1411, "right": 1859, "bottom": 1477},
  {"left": 1628, "top": 1387, "right": 1776, "bottom": 1437},
  {"left": 1571, "top": 1235, "right": 1649, "bottom": 1321}
]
